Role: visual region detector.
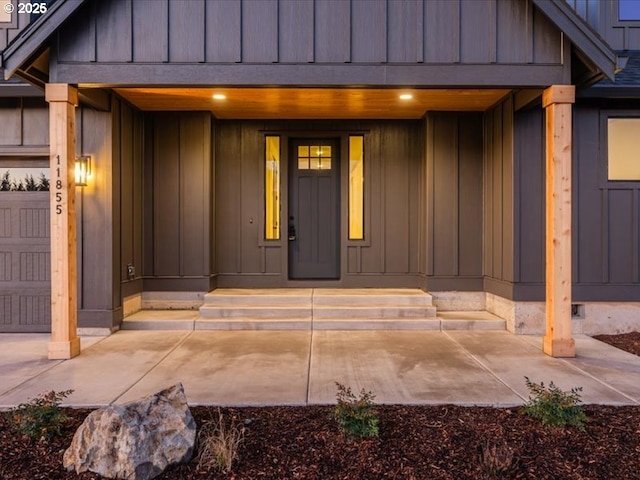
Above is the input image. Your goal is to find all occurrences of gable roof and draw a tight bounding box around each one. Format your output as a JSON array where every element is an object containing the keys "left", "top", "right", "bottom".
[
  {"left": 2, "top": 0, "right": 617, "bottom": 83},
  {"left": 531, "top": 0, "right": 616, "bottom": 80},
  {"left": 1, "top": 0, "right": 86, "bottom": 79}
]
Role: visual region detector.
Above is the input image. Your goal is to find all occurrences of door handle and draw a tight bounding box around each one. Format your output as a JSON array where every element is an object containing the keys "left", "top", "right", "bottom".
[{"left": 288, "top": 216, "right": 296, "bottom": 241}]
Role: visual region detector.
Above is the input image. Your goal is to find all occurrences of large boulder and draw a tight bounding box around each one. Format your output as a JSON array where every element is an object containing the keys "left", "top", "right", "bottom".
[{"left": 63, "top": 383, "right": 196, "bottom": 480}]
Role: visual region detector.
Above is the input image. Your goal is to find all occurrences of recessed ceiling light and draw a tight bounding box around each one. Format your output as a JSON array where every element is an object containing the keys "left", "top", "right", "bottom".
[
  {"left": 212, "top": 93, "right": 226, "bottom": 100},
  {"left": 399, "top": 93, "right": 413, "bottom": 100}
]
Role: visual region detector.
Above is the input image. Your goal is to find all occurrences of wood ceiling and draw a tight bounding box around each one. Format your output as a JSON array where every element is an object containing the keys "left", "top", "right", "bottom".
[{"left": 113, "top": 88, "right": 510, "bottom": 119}]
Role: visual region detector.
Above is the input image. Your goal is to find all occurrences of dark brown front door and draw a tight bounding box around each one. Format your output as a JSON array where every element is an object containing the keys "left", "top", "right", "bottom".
[{"left": 288, "top": 139, "right": 340, "bottom": 279}]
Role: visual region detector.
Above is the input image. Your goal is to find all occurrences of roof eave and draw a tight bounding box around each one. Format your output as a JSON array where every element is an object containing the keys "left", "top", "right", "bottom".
[
  {"left": 1, "top": 0, "right": 87, "bottom": 80},
  {"left": 532, "top": 0, "right": 617, "bottom": 81}
]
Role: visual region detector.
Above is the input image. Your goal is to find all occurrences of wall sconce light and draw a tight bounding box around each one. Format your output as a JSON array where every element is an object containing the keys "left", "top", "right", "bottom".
[{"left": 75, "top": 155, "right": 91, "bottom": 187}]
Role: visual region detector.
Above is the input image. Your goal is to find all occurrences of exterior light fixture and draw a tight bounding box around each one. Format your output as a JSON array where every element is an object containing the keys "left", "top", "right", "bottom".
[
  {"left": 399, "top": 93, "right": 413, "bottom": 100},
  {"left": 212, "top": 93, "right": 226, "bottom": 100},
  {"left": 75, "top": 155, "right": 91, "bottom": 187}
]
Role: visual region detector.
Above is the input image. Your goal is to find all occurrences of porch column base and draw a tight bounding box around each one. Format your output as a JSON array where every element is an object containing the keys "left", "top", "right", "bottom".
[
  {"left": 542, "top": 336, "right": 575, "bottom": 358},
  {"left": 48, "top": 338, "right": 81, "bottom": 360}
]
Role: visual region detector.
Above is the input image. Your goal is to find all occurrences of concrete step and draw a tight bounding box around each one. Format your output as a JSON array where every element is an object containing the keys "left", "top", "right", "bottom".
[
  {"left": 199, "top": 306, "right": 311, "bottom": 319},
  {"left": 122, "top": 290, "right": 507, "bottom": 332},
  {"left": 196, "top": 318, "right": 311, "bottom": 330},
  {"left": 202, "top": 288, "right": 312, "bottom": 307},
  {"left": 313, "top": 306, "right": 437, "bottom": 319},
  {"left": 121, "top": 310, "right": 198, "bottom": 331},
  {"left": 312, "top": 318, "right": 441, "bottom": 330},
  {"left": 438, "top": 311, "right": 506, "bottom": 331},
  {"left": 121, "top": 309, "right": 506, "bottom": 331},
  {"left": 312, "top": 288, "right": 434, "bottom": 307}
]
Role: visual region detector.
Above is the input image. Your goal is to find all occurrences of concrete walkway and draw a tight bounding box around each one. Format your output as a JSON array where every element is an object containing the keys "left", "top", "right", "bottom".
[{"left": 1, "top": 330, "right": 640, "bottom": 409}]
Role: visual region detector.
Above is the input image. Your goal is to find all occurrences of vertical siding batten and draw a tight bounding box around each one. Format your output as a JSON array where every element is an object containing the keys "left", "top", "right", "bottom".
[
  {"left": 205, "top": 0, "right": 241, "bottom": 62},
  {"left": 132, "top": 0, "right": 169, "bottom": 62},
  {"left": 96, "top": 0, "right": 132, "bottom": 62}
]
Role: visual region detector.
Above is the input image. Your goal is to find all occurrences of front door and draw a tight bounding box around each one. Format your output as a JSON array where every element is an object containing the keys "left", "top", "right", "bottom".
[{"left": 288, "top": 139, "right": 340, "bottom": 279}]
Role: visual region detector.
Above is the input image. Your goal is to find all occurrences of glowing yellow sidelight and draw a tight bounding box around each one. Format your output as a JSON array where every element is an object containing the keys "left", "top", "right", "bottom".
[
  {"left": 349, "top": 136, "right": 364, "bottom": 240},
  {"left": 265, "top": 136, "right": 280, "bottom": 239}
]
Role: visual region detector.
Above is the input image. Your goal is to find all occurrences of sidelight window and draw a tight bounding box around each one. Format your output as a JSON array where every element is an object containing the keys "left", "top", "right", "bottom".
[
  {"left": 349, "top": 135, "right": 364, "bottom": 240},
  {"left": 608, "top": 118, "right": 640, "bottom": 180},
  {"left": 265, "top": 136, "right": 280, "bottom": 239}
]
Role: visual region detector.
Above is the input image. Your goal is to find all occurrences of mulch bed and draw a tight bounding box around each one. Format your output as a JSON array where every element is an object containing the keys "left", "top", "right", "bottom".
[
  {"left": 594, "top": 331, "right": 640, "bottom": 357},
  {"left": 1, "top": 332, "right": 640, "bottom": 480}
]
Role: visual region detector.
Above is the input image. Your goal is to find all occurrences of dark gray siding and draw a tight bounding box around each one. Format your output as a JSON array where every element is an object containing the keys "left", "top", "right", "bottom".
[
  {"left": 143, "top": 112, "right": 214, "bottom": 291},
  {"left": 422, "top": 112, "right": 484, "bottom": 291},
  {"left": 483, "top": 97, "right": 548, "bottom": 301},
  {"left": 573, "top": 102, "right": 640, "bottom": 300},
  {"left": 51, "top": 0, "right": 567, "bottom": 87},
  {"left": 0, "top": 97, "right": 49, "bottom": 152},
  {"left": 484, "top": 98, "right": 515, "bottom": 298},
  {"left": 215, "top": 120, "right": 428, "bottom": 288},
  {"left": 0, "top": 6, "right": 35, "bottom": 51},
  {"left": 76, "top": 97, "right": 145, "bottom": 328},
  {"left": 567, "top": 0, "right": 640, "bottom": 51},
  {"left": 484, "top": 97, "right": 640, "bottom": 302}
]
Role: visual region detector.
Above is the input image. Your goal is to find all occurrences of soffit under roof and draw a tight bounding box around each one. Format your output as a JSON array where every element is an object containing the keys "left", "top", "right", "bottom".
[{"left": 114, "top": 87, "right": 511, "bottom": 120}]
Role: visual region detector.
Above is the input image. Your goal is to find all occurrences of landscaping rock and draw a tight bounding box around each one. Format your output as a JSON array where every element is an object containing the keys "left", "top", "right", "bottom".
[{"left": 63, "top": 383, "right": 196, "bottom": 480}]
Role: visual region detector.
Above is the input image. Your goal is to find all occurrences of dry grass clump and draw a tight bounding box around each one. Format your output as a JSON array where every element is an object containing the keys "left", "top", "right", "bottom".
[
  {"left": 479, "top": 441, "right": 517, "bottom": 478},
  {"left": 196, "top": 409, "right": 245, "bottom": 472}
]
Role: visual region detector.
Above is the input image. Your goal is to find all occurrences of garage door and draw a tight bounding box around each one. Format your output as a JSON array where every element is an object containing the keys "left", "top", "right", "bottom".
[{"left": 0, "top": 191, "right": 51, "bottom": 332}]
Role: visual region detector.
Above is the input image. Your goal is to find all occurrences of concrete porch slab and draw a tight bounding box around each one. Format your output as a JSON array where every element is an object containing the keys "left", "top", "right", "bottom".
[
  {"left": 0, "top": 331, "right": 189, "bottom": 408},
  {"left": 307, "top": 331, "right": 524, "bottom": 406},
  {"left": 446, "top": 331, "right": 636, "bottom": 405},
  {"left": 0, "top": 334, "right": 105, "bottom": 398},
  {"left": 519, "top": 334, "right": 640, "bottom": 403},
  {"left": 0, "top": 330, "right": 638, "bottom": 409},
  {"left": 115, "top": 331, "right": 311, "bottom": 406}
]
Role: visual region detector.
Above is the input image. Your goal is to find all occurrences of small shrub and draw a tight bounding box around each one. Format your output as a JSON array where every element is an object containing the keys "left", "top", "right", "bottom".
[
  {"left": 522, "top": 377, "right": 587, "bottom": 431},
  {"left": 8, "top": 389, "right": 74, "bottom": 441},
  {"left": 333, "top": 382, "right": 379, "bottom": 438},
  {"left": 479, "top": 441, "right": 517, "bottom": 478},
  {"left": 197, "top": 409, "right": 245, "bottom": 473}
]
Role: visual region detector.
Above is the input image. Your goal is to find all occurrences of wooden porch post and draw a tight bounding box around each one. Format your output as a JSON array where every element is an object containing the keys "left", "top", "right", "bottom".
[
  {"left": 45, "top": 84, "right": 81, "bottom": 360},
  {"left": 542, "top": 85, "right": 575, "bottom": 358}
]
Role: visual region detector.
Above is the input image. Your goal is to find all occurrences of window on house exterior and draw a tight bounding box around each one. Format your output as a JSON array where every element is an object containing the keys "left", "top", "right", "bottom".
[
  {"left": 297, "top": 144, "right": 332, "bottom": 170},
  {"left": 0, "top": 167, "right": 50, "bottom": 191},
  {"left": 608, "top": 118, "right": 640, "bottom": 180},
  {"left": 349, "top": 135, "right": 364, "bottom": 240},
  {"left": 265, "top": 136, "right": 280, "bottom": 240},
  {"left": 619, "top": 0, "right": 640, "bottom": 20}
]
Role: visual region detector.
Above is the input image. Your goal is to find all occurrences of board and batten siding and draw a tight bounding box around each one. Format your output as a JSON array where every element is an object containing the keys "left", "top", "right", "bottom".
[
  {"left": 0, "top": 97, "right": 49, "bottom": 149},
  {"left": 215, "top": 120, "right": 426, "bottom": 288},
  {"left": 483, "top": 97, "right": 550, "bottom": 301},
  {"left": 567, "top": 0, "right": 640, "bottom": 51},
  {"left": 51, "top": 0, "right": 567, "bottom": 86},
  {"left": 573, "top": 102, "right": 640, "bottom": 301},
  {"left": 143, "top": 111, "right": 214, "bottom": 292},
  {"left": 422, "top": 112, "right": 484, "bottom": 291},
  {"left": 74, "top": 97, "right": 145, "bottom": 328}
]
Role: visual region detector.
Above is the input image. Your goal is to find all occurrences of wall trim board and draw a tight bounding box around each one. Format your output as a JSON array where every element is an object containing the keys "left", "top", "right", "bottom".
[{"left": 52, "top": 63, "right": 568, "bottom": 88}]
